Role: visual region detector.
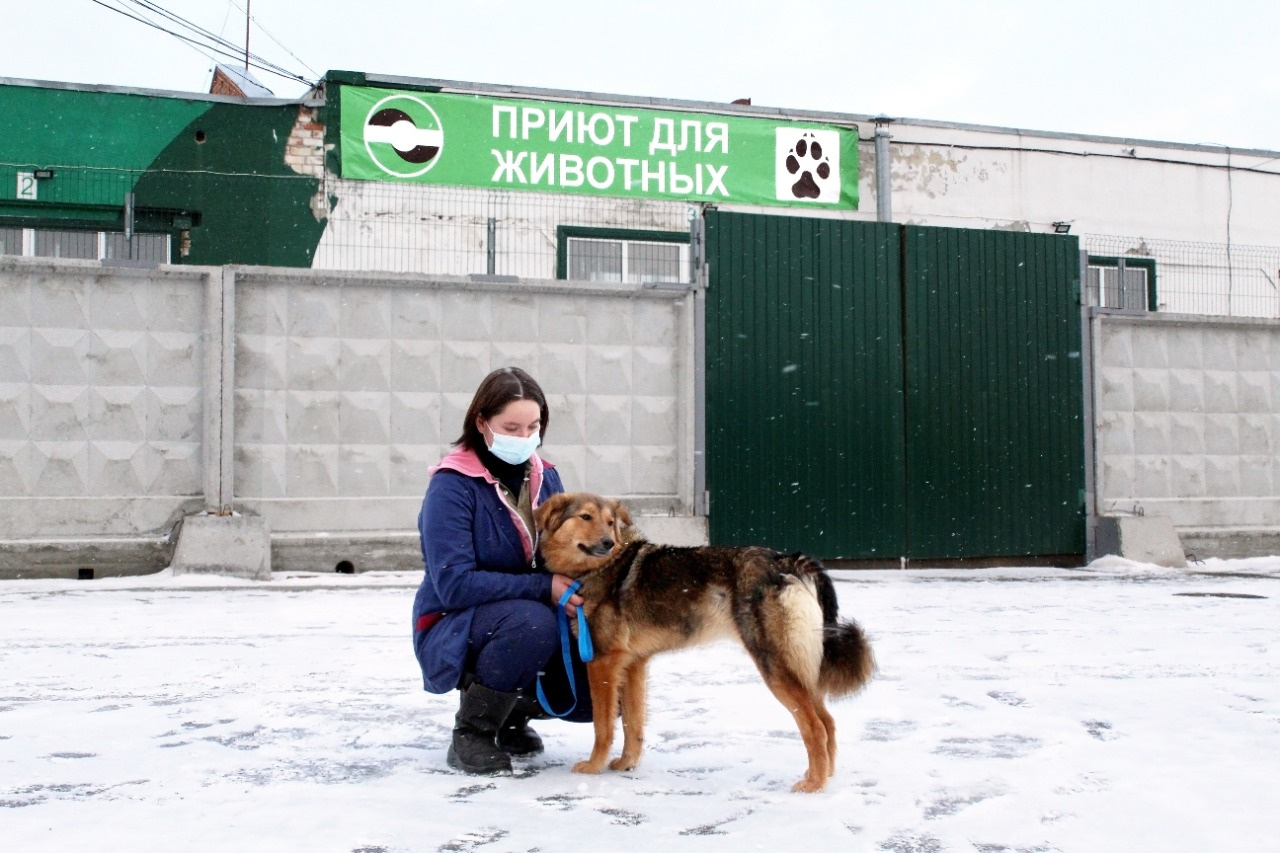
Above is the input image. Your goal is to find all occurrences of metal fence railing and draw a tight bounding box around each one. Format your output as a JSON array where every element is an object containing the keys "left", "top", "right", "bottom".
[
  {"left": 313, "top": 180, "right": 696, "bottom": 280},
  {"left": 6, "top": 160, "right": 1280, "bottom": 319},
  {"left": 0, "top": 162, "right": 699, "bottom": 282},
  {"left": 1083, "top": 233, "right": 1280, "bottom": 319}
]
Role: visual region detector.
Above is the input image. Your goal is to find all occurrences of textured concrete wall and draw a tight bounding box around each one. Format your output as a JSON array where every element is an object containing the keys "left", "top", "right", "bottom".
[
  {"left": 10, "top": 259, "right": 1280, "bottom": 574},
  {"left": 230, "top": 267, "right": 694, "bottom": 546},
  {"left": 0, "top": 258, "right": 210, "bottom": 573},
  {"left": 1092, "top": 311, "right": 1280, "bottom": 553},
  {"left": 0, "top": 258, "right": 695, "bottom": 575}
]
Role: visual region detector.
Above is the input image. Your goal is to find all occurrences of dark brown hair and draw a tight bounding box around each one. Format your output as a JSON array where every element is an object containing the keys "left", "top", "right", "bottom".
[{"left": 455, "top": 367, "right": 550, "bottom": 453}]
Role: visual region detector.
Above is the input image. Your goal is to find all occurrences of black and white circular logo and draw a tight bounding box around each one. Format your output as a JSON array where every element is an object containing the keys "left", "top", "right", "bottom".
[{"left": 363, "top": 93, "right": 445, "bottom": 178}]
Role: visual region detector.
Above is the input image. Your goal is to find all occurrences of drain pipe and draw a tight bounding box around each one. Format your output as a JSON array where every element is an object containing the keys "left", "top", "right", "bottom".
[{"left": 873, "top": 116, "right": 894, "bottom": 222}]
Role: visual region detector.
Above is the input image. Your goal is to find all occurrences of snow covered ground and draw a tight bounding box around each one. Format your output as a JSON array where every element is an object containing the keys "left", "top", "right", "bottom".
[{"left": 3, "top": 557, "right": 1278, "bottom": 852}]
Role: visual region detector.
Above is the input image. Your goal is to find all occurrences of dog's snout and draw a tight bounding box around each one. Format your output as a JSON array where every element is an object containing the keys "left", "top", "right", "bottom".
[{"left": 600, "top": 537, "right": 615, "bottom": 551}]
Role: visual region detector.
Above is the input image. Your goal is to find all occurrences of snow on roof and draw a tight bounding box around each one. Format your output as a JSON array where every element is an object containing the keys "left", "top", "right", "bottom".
[{"left": 210, "top": 63, "right": 274, "bottom": 98}]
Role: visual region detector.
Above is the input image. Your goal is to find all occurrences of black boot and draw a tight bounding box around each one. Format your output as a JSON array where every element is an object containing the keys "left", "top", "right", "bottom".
[
  {"left": 497, "top": 687, "right": 549, "bottom": 756},
  {"left": 446, "top": 682, "right": 519, "bottom": 775}
]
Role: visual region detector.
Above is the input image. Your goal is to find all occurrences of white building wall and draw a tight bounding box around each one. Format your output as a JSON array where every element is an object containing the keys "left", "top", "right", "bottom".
[
  {"left": 857, "top": 121, "right": 1273, "bottom": 246},
  {"left": 308, "top": 91, "right": 1280, "bottom": 320}
]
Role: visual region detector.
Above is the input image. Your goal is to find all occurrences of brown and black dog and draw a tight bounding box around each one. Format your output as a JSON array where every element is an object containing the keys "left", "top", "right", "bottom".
[{"left": 535, "top": 492, "right": 875, "bottom": 793}]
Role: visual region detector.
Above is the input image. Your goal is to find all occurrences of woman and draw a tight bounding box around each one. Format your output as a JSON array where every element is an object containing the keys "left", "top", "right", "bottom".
[{"left": 412, "top": 367, "right": 591, "bottom": 775}]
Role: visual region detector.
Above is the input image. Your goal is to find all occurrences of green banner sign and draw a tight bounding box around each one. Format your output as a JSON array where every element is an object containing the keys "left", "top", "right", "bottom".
[{"left": 339, "top": 86, "right": 859, "bottom": 210}]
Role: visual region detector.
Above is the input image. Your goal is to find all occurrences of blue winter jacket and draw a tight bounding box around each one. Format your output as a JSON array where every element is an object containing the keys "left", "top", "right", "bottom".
[{"left": 412, "top": 445, "right": 564, "bottom": 693}]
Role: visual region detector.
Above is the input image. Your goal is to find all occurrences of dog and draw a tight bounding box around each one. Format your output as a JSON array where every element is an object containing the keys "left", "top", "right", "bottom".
[{"left": 534, "top": 492, "right": 875, "bottom": 793}]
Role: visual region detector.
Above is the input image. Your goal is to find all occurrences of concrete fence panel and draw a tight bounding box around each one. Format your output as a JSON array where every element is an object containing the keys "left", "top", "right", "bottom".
[
  {"left": 0, "top": 258, "right": 212, "bottom": 574},
  {"left": 1092, "top": 310, "right": 1280, "bottom": 558},
  {"left": 229, "top": 266, "right": 696, "bottom": 571},
  {"left": 0, "top": 258, "right": 697, "bottom": 577},
  {"left": 8, "top": 257, "right": 1280, "bottom": 577}
]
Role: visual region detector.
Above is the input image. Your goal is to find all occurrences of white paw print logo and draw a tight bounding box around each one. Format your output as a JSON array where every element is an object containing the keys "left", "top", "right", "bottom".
[{"left": 775, "top": 129, "right": 841, "bottom": 203}]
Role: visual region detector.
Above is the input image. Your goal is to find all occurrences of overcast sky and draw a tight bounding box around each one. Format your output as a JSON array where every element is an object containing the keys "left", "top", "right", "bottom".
[{"left": 9, "top": 1, "right": 1280, "bottom": 151}]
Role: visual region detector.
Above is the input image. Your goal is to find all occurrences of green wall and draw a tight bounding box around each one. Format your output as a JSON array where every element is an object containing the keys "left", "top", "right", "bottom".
[{"left": 0, "top": 81, "right": 324, "bottom": 266}]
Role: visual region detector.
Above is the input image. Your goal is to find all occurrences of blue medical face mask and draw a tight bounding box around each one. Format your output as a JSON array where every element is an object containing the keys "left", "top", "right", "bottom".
[{"left": 485, "top": 426, "right": 540, "bottom": 465}]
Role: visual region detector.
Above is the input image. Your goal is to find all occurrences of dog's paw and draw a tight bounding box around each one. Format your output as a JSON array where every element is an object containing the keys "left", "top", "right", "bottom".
[
  {"left": 572, "top": 759, "right": 605, "bottom": 775},
  {"left": 791, "top": 775, "right": 828, "bottom": 794},
  {"left": 608, "top": 755, "right": 640, "bottom": 772},
  {"left": 784, "top": 133, "right": 833, "bottom": 200}
]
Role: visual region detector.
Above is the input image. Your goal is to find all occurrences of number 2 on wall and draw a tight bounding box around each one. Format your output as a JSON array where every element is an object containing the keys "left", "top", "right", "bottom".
[{"left": 17, "top": 172, "right": 37, "bottom": 200}]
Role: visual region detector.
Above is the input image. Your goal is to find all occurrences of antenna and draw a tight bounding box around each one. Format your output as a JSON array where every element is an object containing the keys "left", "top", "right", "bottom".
[{"left": 244, "top": 0, "right": 250, "bottom": 73}]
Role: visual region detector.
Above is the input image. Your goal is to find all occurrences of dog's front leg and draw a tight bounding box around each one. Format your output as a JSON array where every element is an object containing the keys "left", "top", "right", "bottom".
[
  {"left": 610, "top": 656, "right": 649, "bottom": 771},
  {"left": 573, "top": 652, "right": 626, "bottom": 775}
]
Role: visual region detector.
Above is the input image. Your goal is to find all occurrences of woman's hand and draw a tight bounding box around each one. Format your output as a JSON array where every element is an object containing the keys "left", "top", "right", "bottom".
[{"left": 550, "top": 574, "right": 584, "bottom": 617}]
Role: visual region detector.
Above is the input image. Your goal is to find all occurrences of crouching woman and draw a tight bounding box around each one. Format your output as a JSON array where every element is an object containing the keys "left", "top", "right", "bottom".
[{"left": 412, "top": 367, "right": 592, "bottom": 774}]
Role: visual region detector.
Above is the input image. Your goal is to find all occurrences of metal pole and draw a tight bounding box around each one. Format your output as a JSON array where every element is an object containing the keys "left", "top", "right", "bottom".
[
  {"left": 874, "top": 116, "right": 894, "bottom": 223},
  {"left": 690, "top": 208, "right": 708, "bottom": 518},
  {"left": 486, "top": 217, "right": 496, "bottom": 275},
  {"left": 245, "top": 0, "right": 251, "bottom": 73},
  {"left": 123, "top": 192, "right": 135, "bottom": 260},
  {"left": 1079, "top": 250, "right": 1098, "bottom": 562}
]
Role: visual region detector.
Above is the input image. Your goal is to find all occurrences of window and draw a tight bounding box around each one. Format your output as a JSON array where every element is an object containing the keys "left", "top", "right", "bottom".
[
  {"left": 557, "top": 227, "right": 690, "bottom": 284},
  {"left": 104, "top": 232, "right": 170, "bottom": 263},
  {"left": 1086, "top": 256, "right": 1155, "bottom": 311},
  {"left": 0, "top": 227, "right": 22, "bottom": 255},
  {"left": 0, "top": 227, "right": 170, "bottom": 263},
  {"left": 34, "top": 229, "right": 98, "bottom": 260}
]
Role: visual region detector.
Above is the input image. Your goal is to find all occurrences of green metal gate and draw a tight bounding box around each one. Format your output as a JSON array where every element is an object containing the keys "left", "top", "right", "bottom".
[
  {"left": 703, "top": 210, "right": 1084, "bottom": 562},
  {"left": 702, "top": 213, "right": 906, "bottom": 558}
]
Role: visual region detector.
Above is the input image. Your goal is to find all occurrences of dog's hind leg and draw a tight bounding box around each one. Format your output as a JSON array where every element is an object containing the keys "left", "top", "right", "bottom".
[
  {"left": 764, "top": 677, "right": 833, "bottom": 793},
  {"left": 815, "top": 697, "right": 838, "bottom": 777},
  {"left": 573, "top": 652, "right": 628, "bottom": 775},
  {"left": 611, "top": 656, "right": 649, "bottom": 771}
]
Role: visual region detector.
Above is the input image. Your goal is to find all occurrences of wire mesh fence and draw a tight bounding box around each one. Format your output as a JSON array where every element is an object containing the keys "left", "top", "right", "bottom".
[
  {"left": 2, "top": 163, "right": 146, "bottom": 221},
  {"left": 5, "top": 161, "right": 1280, "bottom": 318},
  {"left": 312, "top": 179, "right": 698, "bottom": 280},
  {"left": 1083, "top": 233, "right": 1280, "bottom": 319}
]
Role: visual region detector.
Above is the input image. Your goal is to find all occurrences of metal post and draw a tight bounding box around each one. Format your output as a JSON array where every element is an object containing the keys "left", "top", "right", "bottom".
[
  {"left": 1079, "top": 249, "right": 1098, "bottom": 561},
  {"left": 245, "top": 0, "right": 251, "bottom": 73},
  {"left": 690, "top": 209, "right": 709, "bottom": 518},
  {"left": 123, "top": 192, "right": 136, "bottom": 260},
  {"left": 874, "top": 117, "right": 894, "bottom": 223},
  {"left": 486, "top": 217, "right": 496, "bottom": 275}
]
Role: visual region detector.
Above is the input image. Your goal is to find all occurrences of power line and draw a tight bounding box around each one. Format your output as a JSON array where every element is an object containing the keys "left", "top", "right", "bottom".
[
  {"left": 124, "top": 0, "right": 311, "bottom": 83},
  {"left": 89, "top": 0, "right": 314, "bottom": 86},
  {"left": 224, "top": 0, "right": 321, "bottom": 81}
]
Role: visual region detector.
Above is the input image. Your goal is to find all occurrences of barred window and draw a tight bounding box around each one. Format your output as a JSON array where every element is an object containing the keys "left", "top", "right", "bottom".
[
  {"left": 1086, "top": 257, "right": 1155, "bottom": 311},
  {"left": 558, "top": 227, "right": 689, "bottom": 284},
  {"left": 0, "top": 227, "right": 22, "bottom": 255},
  {"left": 105, "top": 232, "right": 170, "bottom": 263},
  {"left": 0, "top": 227, "right": 170, "bottom": 263}
]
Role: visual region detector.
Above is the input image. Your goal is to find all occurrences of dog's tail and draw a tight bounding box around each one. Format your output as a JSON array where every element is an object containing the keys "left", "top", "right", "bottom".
[
  {"left": 820, "top": 616, "right": 876, "bottom": 697},
  {"left": 789, "top": 553, "right": 876, "bottom": 697}
]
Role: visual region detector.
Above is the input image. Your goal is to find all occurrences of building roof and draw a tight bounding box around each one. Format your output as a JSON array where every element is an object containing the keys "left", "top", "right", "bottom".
[{"left": 210, "top": 64, "right": 274, "bottom": 98}]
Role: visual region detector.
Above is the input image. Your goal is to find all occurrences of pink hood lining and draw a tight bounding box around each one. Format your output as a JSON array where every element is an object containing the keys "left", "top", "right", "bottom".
[{"left": 428, "top": 446, "right": 554, "bottom": 562}]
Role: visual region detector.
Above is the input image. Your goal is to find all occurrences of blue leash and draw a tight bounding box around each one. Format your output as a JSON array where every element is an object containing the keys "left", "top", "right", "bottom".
[{"left": 536, "top": 579, "right": 595, "bottom": 717}]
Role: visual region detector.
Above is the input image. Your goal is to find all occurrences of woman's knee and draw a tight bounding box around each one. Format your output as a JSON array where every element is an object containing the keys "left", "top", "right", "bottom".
[{"left": 466, "top": 600, "right": 558, "bottom": 688}]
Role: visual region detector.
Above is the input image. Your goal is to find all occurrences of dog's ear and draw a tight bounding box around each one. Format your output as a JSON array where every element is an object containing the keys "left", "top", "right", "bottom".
[
  {"left": 609, "top": 498, "right": 633, "bottom": 531},
  {"left": 535, "top": 493, "right": 576, "bottom": 535}
]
